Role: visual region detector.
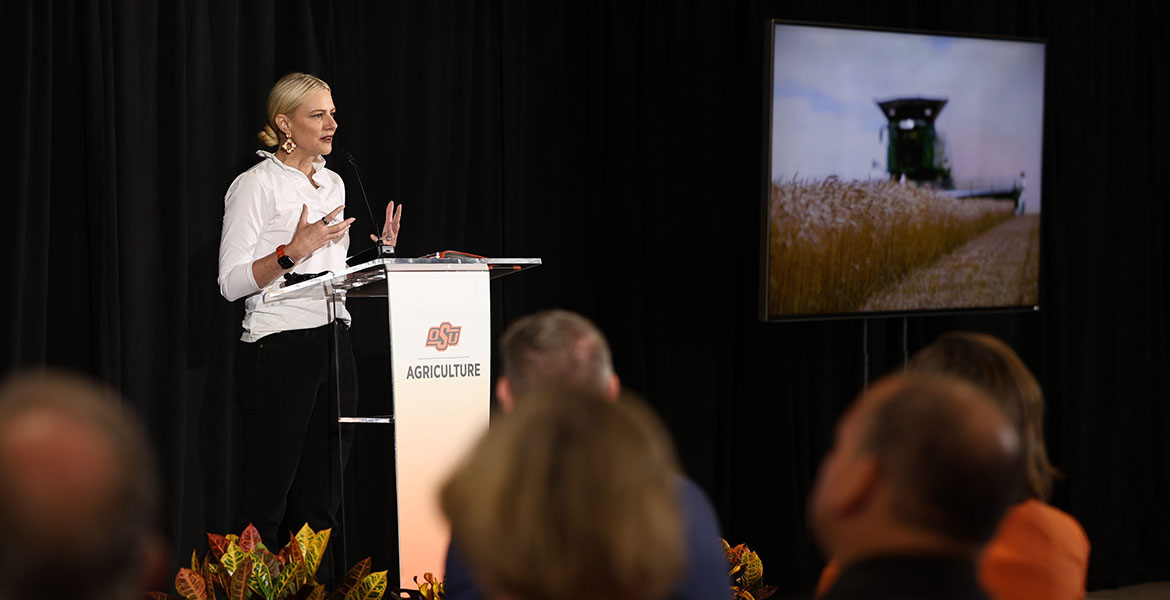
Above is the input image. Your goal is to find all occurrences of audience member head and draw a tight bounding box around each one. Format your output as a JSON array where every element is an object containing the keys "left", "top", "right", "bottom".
[
  {"left": 441, "top": 387, "right": 683, "bottom": 600},
  {"left": 496, "top": 309, "right": 620, "bottom": 410},
  {"left": 0, "top": 370, "right": 165, "bottom": 600},
  {"left": 907, "top": 331, "right": 1058, "bottom": 501},
  {"left": 809, "top": 373, "right": 1024, "bottom": 566}
]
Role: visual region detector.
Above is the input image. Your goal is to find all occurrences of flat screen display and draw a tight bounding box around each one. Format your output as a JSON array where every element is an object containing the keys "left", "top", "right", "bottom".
[{"left": 762, "top": 21, "right": 1045, "bottom": 321}]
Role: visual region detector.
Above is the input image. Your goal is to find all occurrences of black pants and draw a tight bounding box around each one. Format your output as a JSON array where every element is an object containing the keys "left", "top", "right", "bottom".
[{"left": 234, "top": 321, "right": 357, "bottom": 583}]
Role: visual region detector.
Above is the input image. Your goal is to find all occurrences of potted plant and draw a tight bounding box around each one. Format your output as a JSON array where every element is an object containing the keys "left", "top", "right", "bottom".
[{"left": 147, "top": 523, "right": 387, "bottom": 600}]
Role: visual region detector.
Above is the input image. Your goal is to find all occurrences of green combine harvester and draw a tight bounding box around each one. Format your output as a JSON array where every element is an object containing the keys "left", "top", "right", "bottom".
[{"left": 877, "top": 96, "right": 1023, "bottom": 211}]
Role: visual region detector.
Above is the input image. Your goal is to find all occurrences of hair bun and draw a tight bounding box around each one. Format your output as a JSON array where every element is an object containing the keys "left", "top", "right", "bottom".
[{"left": 257, "top": 124, "right": 279, "bottom": 147}]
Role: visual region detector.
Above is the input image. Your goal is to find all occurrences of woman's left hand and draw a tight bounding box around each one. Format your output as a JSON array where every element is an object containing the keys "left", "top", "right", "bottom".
[{"left": 372, "top": 201, "right": 403, "bottom": 245}]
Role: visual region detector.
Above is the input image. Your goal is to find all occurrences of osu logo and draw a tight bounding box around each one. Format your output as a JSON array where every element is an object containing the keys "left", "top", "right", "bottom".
[{"left": 426, "top": 322, "right": 462, "bottom": 351}]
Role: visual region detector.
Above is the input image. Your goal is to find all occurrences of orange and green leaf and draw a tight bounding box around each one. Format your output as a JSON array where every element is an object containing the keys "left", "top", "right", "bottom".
[
  {"left": 343, "top": 571, "right": 387, "bottom": 600},
  {"left": 328, "top": 557, "right": 371, "bottom": 600},
  {"left": 275, "top": 559, "right": 307, "bottom": 597},
  {"left": 202, "top": 553, "right": 223, "bottom": 595},
  {"left": 730, "top": 544, "right": 748, "bottom": 566},
  {"left": 249, "top": 553, "right": 275, "bottom": 599},
  {"left": 176, "top": 567, "right": 208, "bottom": 600},
  {"left": 295, "top": 524, "right": 316, "bottom": 555},
  {"left": 736, "top": 550, "right": 763, "bottom": 588},
  {"left": 732, "top": 589, "right": 756, "bottom": 600},
  {"left": 305, "top": 583, "right": 327, "bottom": 600},
  {"left": 227, "top": 556, "right": 253, "bottom": 600},
  {"left": 221, "top": 540, "right": 247, "bottom": 576},
  {"left": 276, "top": 534, "right": 308, "bottom": 593},
  {"left": 413, "top": 573, "right": 443, "bottom": 600},
  {"left": 278, "top": 531, "right": 304, "bottom": 567},
  {"left": 240, "top": 523, "right": 264, "bottom": 553},
  {"left": 208, "top": 533, "right": 231, "bottom": 562},
  {"left": 259, "top": 548, "right": 283, "bottom": 583},
  {"left": 723, "top": 540, "right": 777, "bottom": 600},
  {"left": 302, "top": 528, "right": 331, "bottom": 578}
]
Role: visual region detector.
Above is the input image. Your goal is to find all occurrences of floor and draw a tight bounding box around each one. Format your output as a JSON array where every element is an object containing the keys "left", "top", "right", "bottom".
[
  {"left": 773, "top": 581, "right": 1170, "bottom": 599},
  {"left": 1086, "top": 582, "right": 1170, "bottom": 599}
]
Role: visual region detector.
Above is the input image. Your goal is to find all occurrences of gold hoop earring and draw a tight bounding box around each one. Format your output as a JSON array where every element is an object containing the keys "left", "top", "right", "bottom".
[{"left": 281, "top": 133, "right": 296, "bottom": 154}]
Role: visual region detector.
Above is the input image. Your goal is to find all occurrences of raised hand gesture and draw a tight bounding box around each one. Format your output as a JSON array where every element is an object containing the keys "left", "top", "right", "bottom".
[
  {"left": 287, "top": 204, "right": 354, "bottom": 261},
  {"left": 371, "top": 201, "right": 403, "bottom": 246}
]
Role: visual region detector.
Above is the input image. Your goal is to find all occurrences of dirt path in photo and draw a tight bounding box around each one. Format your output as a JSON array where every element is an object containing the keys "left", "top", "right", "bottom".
[{"left": 861, "top": 214, "right": 1040, "bottom": 311}]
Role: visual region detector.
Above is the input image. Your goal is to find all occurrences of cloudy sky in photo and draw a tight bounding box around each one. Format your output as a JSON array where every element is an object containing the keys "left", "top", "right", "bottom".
[{"left": 770, "top": 23, "right": 1046, "bottom": 212}]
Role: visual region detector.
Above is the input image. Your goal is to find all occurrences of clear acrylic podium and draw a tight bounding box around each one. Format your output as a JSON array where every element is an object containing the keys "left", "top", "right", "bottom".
[{"left": 263, "top": 255, "right": 541, "bottom": 588}]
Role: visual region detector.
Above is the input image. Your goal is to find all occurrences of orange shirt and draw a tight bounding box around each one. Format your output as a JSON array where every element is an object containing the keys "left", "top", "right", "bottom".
[{"left": 816, "top": 500, "right": 1090, "bottom": 600}]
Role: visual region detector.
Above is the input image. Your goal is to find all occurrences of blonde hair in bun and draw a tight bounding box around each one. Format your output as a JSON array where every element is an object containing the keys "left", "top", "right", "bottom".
[{"left": 256, "top": 72, "right": 331, "bottom": 147}]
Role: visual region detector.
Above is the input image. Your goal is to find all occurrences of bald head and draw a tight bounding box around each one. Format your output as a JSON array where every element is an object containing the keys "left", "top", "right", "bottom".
[
  {"left": 1, "top": 408, "right": 120, "bottom": 538},
  {"left": 497, "top": 310, "right": 620, "bottom": 410},
  {"left": 860, "top": 374, "right": 1024, "bottom": 544},
  {"left": 810, "top": 373, "right": 1024, "bottom": 562},
  {"left": 0, "top": 371, "right": 162, "bottom": 600}
]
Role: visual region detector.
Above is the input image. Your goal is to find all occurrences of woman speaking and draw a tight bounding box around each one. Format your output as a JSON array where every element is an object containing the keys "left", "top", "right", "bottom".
[{"left": 216, "top": 72, "right": 401, "bottom": 580}]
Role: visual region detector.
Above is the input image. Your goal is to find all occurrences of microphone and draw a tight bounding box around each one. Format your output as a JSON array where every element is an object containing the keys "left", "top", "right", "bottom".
[{"left": 337, "top": 149, "right": 394, "bottom": 260}]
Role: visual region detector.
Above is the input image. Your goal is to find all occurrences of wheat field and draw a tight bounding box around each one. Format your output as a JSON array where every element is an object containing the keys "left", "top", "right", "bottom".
[
  {"left": 860, "top": 214, "right": 1040, "bottom": 311},
  {"left": 768, "top": 177, "right": 1015, "bottom": 316}
]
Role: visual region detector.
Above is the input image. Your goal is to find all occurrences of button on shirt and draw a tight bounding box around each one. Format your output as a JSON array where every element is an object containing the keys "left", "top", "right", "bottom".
[{"left": 218, "top": 151, "right": 351, "bottom": 342}]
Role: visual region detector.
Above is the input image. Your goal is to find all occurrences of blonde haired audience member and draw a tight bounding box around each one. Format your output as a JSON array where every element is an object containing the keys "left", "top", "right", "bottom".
[
  {"left": 817, "top": 332, "right": 1090, "bottom": 600},
  {"left": 442, "top": 390, "right": 684, "bottom": 600},
  {"left": 442, "top": 309, "right": 730, "bottom": 600}
]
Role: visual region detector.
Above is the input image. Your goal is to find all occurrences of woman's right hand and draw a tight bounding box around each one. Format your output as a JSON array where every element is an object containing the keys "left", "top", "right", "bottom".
[{"left": 286, "top": 204, "right": 354, "bottom": 262}]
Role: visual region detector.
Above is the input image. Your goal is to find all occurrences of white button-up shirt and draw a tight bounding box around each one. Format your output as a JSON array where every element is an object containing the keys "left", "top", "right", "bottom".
[{"left": 217, "top": 151, "right": 351, "bottom": 342}]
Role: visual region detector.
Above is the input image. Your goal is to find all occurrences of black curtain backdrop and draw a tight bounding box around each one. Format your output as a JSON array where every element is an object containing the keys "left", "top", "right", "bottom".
[{"left": 5, "top": 0, "right": 1169, "bottom": 595}]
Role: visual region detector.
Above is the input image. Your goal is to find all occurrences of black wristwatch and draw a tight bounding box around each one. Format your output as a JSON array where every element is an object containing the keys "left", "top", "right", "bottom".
[{"left": 276, "top": 244, "right": 295, "bottom": 269}]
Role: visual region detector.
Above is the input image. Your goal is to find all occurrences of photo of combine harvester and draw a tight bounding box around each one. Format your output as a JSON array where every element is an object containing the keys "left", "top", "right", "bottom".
[{"left": 764, "top": 22, "right": 1045, "bottom": 320}]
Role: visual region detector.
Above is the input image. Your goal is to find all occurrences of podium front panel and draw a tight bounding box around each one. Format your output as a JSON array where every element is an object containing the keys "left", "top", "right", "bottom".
[{"left": 387, "top": 268, "right": 491, "bottom": 588}]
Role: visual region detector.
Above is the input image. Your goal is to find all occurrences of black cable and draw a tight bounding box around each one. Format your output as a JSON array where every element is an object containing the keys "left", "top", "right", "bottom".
[{"left": 337, "top": 149, "right": 385, "bottom": 259}]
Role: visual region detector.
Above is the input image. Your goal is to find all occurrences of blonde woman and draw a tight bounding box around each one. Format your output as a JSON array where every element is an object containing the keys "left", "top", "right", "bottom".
[
  {"left": 216, "top": 72, "right": 401, "bottom": 581},
  {"left": 442, "top": 391, "right": 686, "bottom": 600}
]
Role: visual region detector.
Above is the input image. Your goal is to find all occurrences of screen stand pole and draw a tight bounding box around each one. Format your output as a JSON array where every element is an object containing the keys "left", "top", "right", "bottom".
[
  {"left": 861, "top": 318, "right": 870, "bottom": 388},
  {"left": 902, "top": 316, "right": 909, "bottom": 366}
]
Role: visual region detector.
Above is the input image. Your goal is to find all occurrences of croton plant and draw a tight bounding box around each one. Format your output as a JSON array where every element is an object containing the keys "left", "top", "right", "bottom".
[
  {"left": 150, "top": 526, "right": 768, "bottom": 600},
  {"left": 722, "top": 538, "right": 778, "bottom": 600},
  {"left": 146, "top": 524, "right": 387, "bottom": 600}
]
